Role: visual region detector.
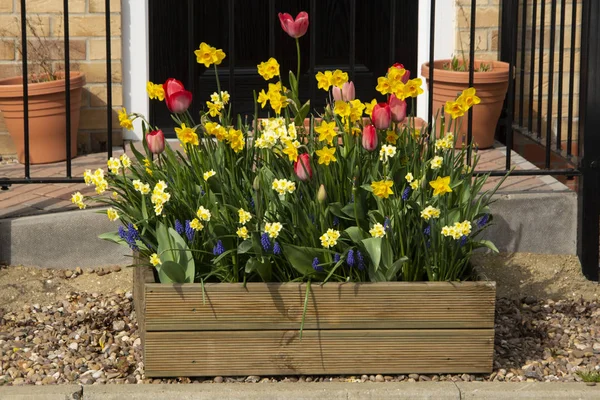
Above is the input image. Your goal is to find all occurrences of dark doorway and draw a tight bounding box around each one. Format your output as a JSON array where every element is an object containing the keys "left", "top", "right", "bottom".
[{"left": 149, "top": 0, "right": 418, "bottom": 135}]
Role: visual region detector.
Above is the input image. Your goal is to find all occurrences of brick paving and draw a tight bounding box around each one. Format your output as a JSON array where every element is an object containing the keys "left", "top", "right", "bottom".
[{"left": 0, "top": 142, "right": 572, "bottom": 219}]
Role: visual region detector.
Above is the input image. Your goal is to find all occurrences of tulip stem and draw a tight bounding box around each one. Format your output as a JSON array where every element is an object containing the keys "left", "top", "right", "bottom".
[{"left": 295, "top": 38, "right": 301, "bottom": 91}]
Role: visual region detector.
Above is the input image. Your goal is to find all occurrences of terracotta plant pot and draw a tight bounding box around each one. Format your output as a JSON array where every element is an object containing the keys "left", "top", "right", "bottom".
[
  {"left": 0, "top": 72, "right": 85, "bottom": 164},
  {"left": 421, "top": 60, "right": 509, "bottom": 149}
]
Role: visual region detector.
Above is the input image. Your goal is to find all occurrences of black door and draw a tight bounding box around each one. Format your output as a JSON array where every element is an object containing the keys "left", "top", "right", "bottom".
[{"left": 149, "top": 0, "right": 418, "bottom": 134}]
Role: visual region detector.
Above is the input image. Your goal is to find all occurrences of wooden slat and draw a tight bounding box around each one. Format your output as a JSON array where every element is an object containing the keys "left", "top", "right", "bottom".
[
  {"left": 144, "top": 329, "right": 494, "bottom": 377},
  {"left": 143, "top": 276, "right": 496, "bottom": 331}
]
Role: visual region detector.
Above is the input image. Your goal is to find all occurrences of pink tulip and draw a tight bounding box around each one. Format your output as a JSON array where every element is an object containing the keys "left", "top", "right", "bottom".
[
  {"left": 332, "top": 81, "right": 355, "bottom": 102},
  {"left": 146, "top": 129, "right": 165, "bottom": 154},
  {"left": 278, "top": 12, "right": 309, "bottom": 39},
  {"left": 294, "top": 153, "right": 313, "bottom": 181},
  {"left": 163, "top": 78, "right": 192, "bottom": 114},
  {"left": 389, "top": 63, "right": 411, "bottom": 84},
  {"left": 371, "top": 102, "right": 391, "bottom": 130},
  {"left": 388, "top": 94, "right": 407, "bottom": 123},
  {"left": 362, "top": 124, "right": 378, "bottom": 151}
]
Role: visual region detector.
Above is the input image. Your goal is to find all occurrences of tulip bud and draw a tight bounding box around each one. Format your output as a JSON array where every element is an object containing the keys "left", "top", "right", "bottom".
[
  {"left": 317, "top": 184, "right": 327, "bottom": 203},
  {"left": 146, "top": 129, "right": 165, "bottom": 154},
  {"left": 332, "top": 86, "right": 342, "bottom": 102},
  {"left": 278, "top": 12, "right": 309, "bottom": 39},
  {"left": 341, "top": 81, "right": 355, "bottom": 101},
  {"left": 371, "top": 102, "right": 391, "bottom": 130},
  {"left": 294, "top": 153, "right": 313, "bottom": 181},
  {"left": 388, "top": 94, "right": 407, "bottom": 123},
  {"left": 362, "top": 124, "right": 378, "bottom": 151},
  {"left": 163, "top": 78, "right": 193, "bottom": 114},
  {"left": 253, "top": 176, "right": 261, "bottom": 191}
]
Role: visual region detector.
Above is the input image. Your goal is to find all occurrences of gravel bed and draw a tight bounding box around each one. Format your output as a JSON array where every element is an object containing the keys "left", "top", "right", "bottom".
[{"left": 1, "top": 288, "right": 599, "bottom": 386}]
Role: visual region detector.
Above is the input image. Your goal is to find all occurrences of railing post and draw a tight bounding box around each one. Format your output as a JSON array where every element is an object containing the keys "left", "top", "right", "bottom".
[{"left": 578, "top": 0, "right": 600, "bottom": 281}]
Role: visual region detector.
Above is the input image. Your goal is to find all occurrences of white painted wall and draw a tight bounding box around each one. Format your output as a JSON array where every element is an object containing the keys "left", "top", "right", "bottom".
[
  {"left": 122, "top": 0, "right": 149, "bottom": 141},
  {"left": 122, "top": 1, "right": 455, "bottom": 138},
  {"left": 417, "top": 0, "right": 456, "bottom": 121}
]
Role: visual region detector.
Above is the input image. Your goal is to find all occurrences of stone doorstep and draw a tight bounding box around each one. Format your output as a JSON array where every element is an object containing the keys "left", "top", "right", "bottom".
[{"left": 0, "top": 382, "right": 598, "bottom": 400}]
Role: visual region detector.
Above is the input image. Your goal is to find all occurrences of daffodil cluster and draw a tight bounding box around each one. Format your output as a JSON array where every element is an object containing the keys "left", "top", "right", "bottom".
[{"left": 151, "top": 180, "right": 171, "bottom": 216}]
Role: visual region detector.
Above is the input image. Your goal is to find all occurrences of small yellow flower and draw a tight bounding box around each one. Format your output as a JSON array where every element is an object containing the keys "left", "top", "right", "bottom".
[
  {"left": 149, "top": 253, "right": 161, "bottom": 266},
  {"left": 376, "top": 76, "right": 392, "bottom": 95},
  {"left": 315, "top": 121, "right": 337, "bottom": 145},
  {"left": 190, "top": 218, "right": 204, "bottom": 231},
  {"left": 264, "top": 222, "right": 283, "bottom": 239},
  {"left": 238, "top": 209, "right": 253, "bottom": 225},
  {"left": 221, "top": 91, "right": 230, "bottom": 104},
  {"left": 227, "top": 128, "right": 245, "bottom": 153},
  {"left": 388, "top": 66, "right": 407, "bottom": 82},
  {"left": 429, "top": 176, "right": 453, "bottom": 196},
  {"left": 379, "top": 145, "right": 397, "bottom": 163},
  {"left": 386, "top": 130, "right": 399, "bottom": 144},
  {"left": 282, "top": 140, "right": 299, "bottom": 162},
  {"left": 107, "top": 157, "right": 121, "bottom": 174},
  {"left": 146, "top": 82, "right": 165, "bottom": 101},
  {"left": 257, "top": 57, "right": 280, "bottom": 80},
  {"left": 405, "top": 172, "right": 414, "bottom": 183},
  {"left": 403, "top": 78, "right": 424, "bottom": 98},
  {"left": 333, "top": 100, "right": 351, "bottom": 119},
  {"left": 112, "top": 191, "right": 119, "bottom": 199},
  {"left": 120, "top": 154, "right": 132, "bottom": 169},
  {"left": 316, "top": 147, "right": 337, "bottom": 166},
  {"left": 118, "top": 108, "right": 133, "bottom": 130},
  {"left": 194, "top": 42, "right": 226, "bottom": 67},
  {"left": 369, "top": 223, "right": 386, "bottom": 238},
  {"left": 319, "top": 228, "right": 341, "bottom": 248},
  {"left": 257, "top": 89, "right": 269, "bottom": 108},
  {"left": 236, "top": 226, "right": 250, "bottom": 240},
  {"left": 175, "top": 123, "right": 199, "bottom": 146},
  {"left": 365, "top": 99, "right": 377, "bottom": 117},
  {"left": 445, "top": 100, "right": 466, "bottom": 120},
  {"left": 315, "top": 70, "right": 333, "bottom": 91},
  {"left": 146, "top": 167, "right": 153, "bottom": 176},
  {"left": 206, "top": 101, "right": 223, "bottom": 117},
  {"left": 457, "top": 87, "right": 480, "bottom": 109},
  {"left": 410, "top": 178, "right": 421, "bottom": 190},
  {"left": 371, "top": 180, "right": 394, "bottom": 199},
  {"left": 203, "top": 170, "right": 216, "bottom": 181},
  {"left": 205, "top": 122, "right": 228, "bottom": 141},
  {"left": 132, "top": 179, "right": 150, "bottom": 194},
  {"left": 331, "top": 69, "right": 349, "bottom": 88},
  {"left": 196, "top": 206, "right": 211, "bottom": 221},
  {"left": 420, "top": 206, "right": 441, "bottom": 221},
  {"left": 349, "top": 99, "right": 365, "bottom": 123},
  {"left": 431, "top": 156, "right": 443, "bottom": 170},
  {"left": 106, "top": 208, "right": 119, "bottom": 221},
  {"left": 71, "top": 191, "right": 83, "bottom": 204},
  {"left": 272, "top": 178, "right": 296, "bottom": 195},
  {"left": 143, "top": 158, "right": 151, "bottom": 167}
]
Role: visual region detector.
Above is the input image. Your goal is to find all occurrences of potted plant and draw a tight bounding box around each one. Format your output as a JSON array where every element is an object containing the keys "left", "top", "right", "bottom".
[
  {"left": 76, "top": 11, "right": 505, "bottom": 377},
  {"left": 421, "top": 57, "right": 509, "bottom": 149},
  {"left": 0, "top": 17, "right": 85, "bottom": 164}
]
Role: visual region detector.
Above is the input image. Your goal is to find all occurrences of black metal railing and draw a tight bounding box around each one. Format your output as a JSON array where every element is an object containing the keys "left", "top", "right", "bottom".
[{"left": 2, "top": 0, "right": 599, "bottom": 280}]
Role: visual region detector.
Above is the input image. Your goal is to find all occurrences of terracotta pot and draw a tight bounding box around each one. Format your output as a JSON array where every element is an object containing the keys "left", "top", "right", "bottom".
[
  {"left": 0, "top": 72, "right": 85, "bottom": 164},
  {"left": 421, "top": 60, "right": 509, "bottom": 149}
]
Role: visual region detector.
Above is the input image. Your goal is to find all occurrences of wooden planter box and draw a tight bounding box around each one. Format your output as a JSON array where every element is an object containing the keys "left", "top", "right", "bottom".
[{"left": 134, "top": 266, "right": 496, "bottom": 377}]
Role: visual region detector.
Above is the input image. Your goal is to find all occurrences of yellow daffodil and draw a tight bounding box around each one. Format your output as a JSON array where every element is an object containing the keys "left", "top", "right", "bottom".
[
  {"left": 331, "top": 69, "right": 349, "bottom": 88},
  {"left": 316, "top": 147, "right": 337, "bottom": 165},
  {"left": 282, "top": 140, "right": 299, "bottom": 162},
  {"left": 71, "top": 192, "right": 85, "bottom": 209},
  {"left": 388, "top": 66, "right": 407, "bottom": 82},
  {"left": 429, "top": 176, "right": 452, "bottom": 196},
  {"left": 236, "top": 226, "right": 250, "bottom": 240},
  {"left": 457, "top": 87, "right": 480, "bottom": 109},
  {"left": 319, "top": 228, "right": 341, "bottom": 248},
  {"left": 197, "top": 206, "right": 211, "bottom": 221},
  {"left": 257, "top": 57, "right": 280, "bottom": 80},
  {"left": 204, "top": 122, "right": 227, "bottom": 141},
  {"left": 206, "top": 101, "right": 222, "bottom": 117},
  {"left": 194, "top": 42, "right": 226, "bottom": 67},
  {"left": 420, "top": 206, "right": 441, "bottom": 221},
  {"left": 403, "top": 78, "right": 424, "bottom": 98},
  {"left": 106, "top": 208, "right": 119, "bottom": 221},
  {"left": 119, "top": 154, "right": 131, "bottom": 169},
  {"left": 365, "top": 99, "right": 377, "bottom": 117},
  {"left": 315, "top": 70, "right": 333, "bottom": 90},
  {"left": 386, "top": 130, "right": 399, "bottom": 144},
  {"left": 371, "top": 180, "right": 394, "bottom": 199},
  {"left": 376, "top": 76, "right": 392, "bottom": 95},
  {"left": 190, "top": 218, "right": 204, "bottom": 231},
  {"left": 349, "top": 99, "right": 365, "bottom": 122},
  {"left": 264, "top": 222, "right": 283, "bottom": 239},
  {"left": 146, "top": 82, "right": 165, "bottom": 101},
  {"left": 203, "top": 170, "right": 216, "bottom": 181},
  {"left": 132, "top": 179, "right": 151, "bottom": 195},
  {"left": 410, "top": 178, "right": 420, "bottom": 190},
  {"left": 333, "top": 100, "right": 351, "bottom": 119},
  {"left": 315, "top": 121, "right": 337, "bottom": 145},
  {"left": 442, "top": 221, "right": 472, "bottom": 240},
  {"left": 431, "top": 156, "right": 443, "bottom": 170},
  {"left": 238, "top": 209, "right": 252, "bottom": 225},
  {"left": 369, "top": 223, "right": 386, "bottom": 238},
  {"left": 445, "top": 100, "right": 466, "bottom": 119},
  {"left": 379, "top": 145, "right": 397, "bottom": 163},
  {"left": 227, "top": 128, "right": 245, "bottom": 153},
  {"left": 405, "top": 172, "right": 414, "bottom": 183},
  {"left": 175, "top": 123, "right": 199, "bottom": 146},
  {"left": 118, "top": 108, "right": 133, "bottom": 130},
  {"left": 107, "top": 157, "right": 121, "bottom": 174},
  {"left": 272, "top": 178, "right": 296, "bottom": 195},
  {"left": 149, "top": 253, "right": 161, "bottom": 266}
]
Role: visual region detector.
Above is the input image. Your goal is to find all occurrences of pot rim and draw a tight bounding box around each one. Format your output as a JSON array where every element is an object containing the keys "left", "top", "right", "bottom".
[
  {"left": 0, "top": 71, "right": 86, "bottom": 98},
  {"left": 421, "top": 59, "right": 509, "bottom": 84}
]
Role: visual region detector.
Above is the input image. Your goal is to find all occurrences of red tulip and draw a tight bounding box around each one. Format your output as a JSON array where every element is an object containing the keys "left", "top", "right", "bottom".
[
  {"left": 389, "top": 63, "right": 411, "bottom": 84},
  {"left": 163, "top": 78, "right": 192, "bottom": 114},
  {"left": 388, "top": 94, "right": 407, "bottom": 123},
  {"left": 278, "top": 12, "right": 309, "bottom": 39},
  {"left": 146, "top": 129, "right": 165, "bottom": 154},
  {"left": 332, "top": 81, "right": 355, "bottom": 102},
  {"left": 362, "top": 124, "right": 378, "bottom": 151},
  {"left": 371, "top": 102, "right": 391, "bottom": 130},
  {"left": 294, "top": 153, "right": 313, "bottom": 181}
]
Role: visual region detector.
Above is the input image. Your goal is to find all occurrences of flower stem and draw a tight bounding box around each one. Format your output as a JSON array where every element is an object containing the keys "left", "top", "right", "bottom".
[{"left": 295, "top": 38, "right": 301, "bottom": 92}]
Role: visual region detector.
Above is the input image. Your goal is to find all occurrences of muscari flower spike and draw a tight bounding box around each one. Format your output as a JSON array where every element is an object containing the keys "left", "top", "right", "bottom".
[
  {"left": 312, "top": 257, "right": 323, "bottom": 272},
  {"left": 185, "top": 220, "right": 195, "bottom": 242},
  {"left": 273, "top": 241, "right": 281, "bottom": 255},
  {"left": 357, "top": 250, "right": 365, "bottom": 271},
  {"left": 347, "top": 249, "right": 355, "bottom": 267},
  {"left": 459, "top": 235, "right": 468, "bottom": 247},
  {"left": 261, "top": 233, "right": 271, "bottom": 252},
  {"left": 424, "top": 225, "right": 431, "bottom": 236},
  {"left": 213, "top": 240, "right": 225, "bottom": 256},
  {"left": 383, "top": 216, "right": 391, "bottom": 230},
  {"left": 175, "top": 219, "right": 184, "bottom": 235},
  {"left": 477, "top": 214, "right": 490, "bottom": 228},
  {"left": 402, "top": 187, "right": 411, "bottom": 200},
  {"left": 333, "top": 216, "right": 340, "bottom": 227},
  {"left": 334, "top": 253, "right": 341, "bottom": 263}
]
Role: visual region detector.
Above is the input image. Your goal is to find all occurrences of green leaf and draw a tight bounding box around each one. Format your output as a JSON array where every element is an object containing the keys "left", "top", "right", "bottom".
[
  {"left": 237, "top": 240, "right": 253, "bottom": 254},
  {"left": 329, "top": 203, "right": 354, "bottom": 221},
  {"left": 141, "top": 196, "right": 149, "bottom": 222},
  {"left": 381, "top": 238, "right": 393, "bottom": 271},
  {"left": 473, "top": 240, "right": 499, "bottom": 253},
  {"left": 168, "top": 227, "right": 195, "bottom": 283},
  {"left": 282, "top": 244, "right": 317, "bottom": 277},
  {"left": 156, "top": 222, "right": 178, "bottom": 263},
  {"left": 361, "top": 237, "right": 382, "bottom": 271},
  {"left": 157, "top": 260, "right": 186, "bottom": 283},
  {"left": 245, "top": 257, "right": 272, "bottom": 282},
  {"left": 98, "top": 231, "right": 128, "bottom": 247},
  {"left": 345, "top": 226, "right": 365, "bottom": 244},
  {"left": 386, "top": 257, "right": 409, "bottom": 281}
]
